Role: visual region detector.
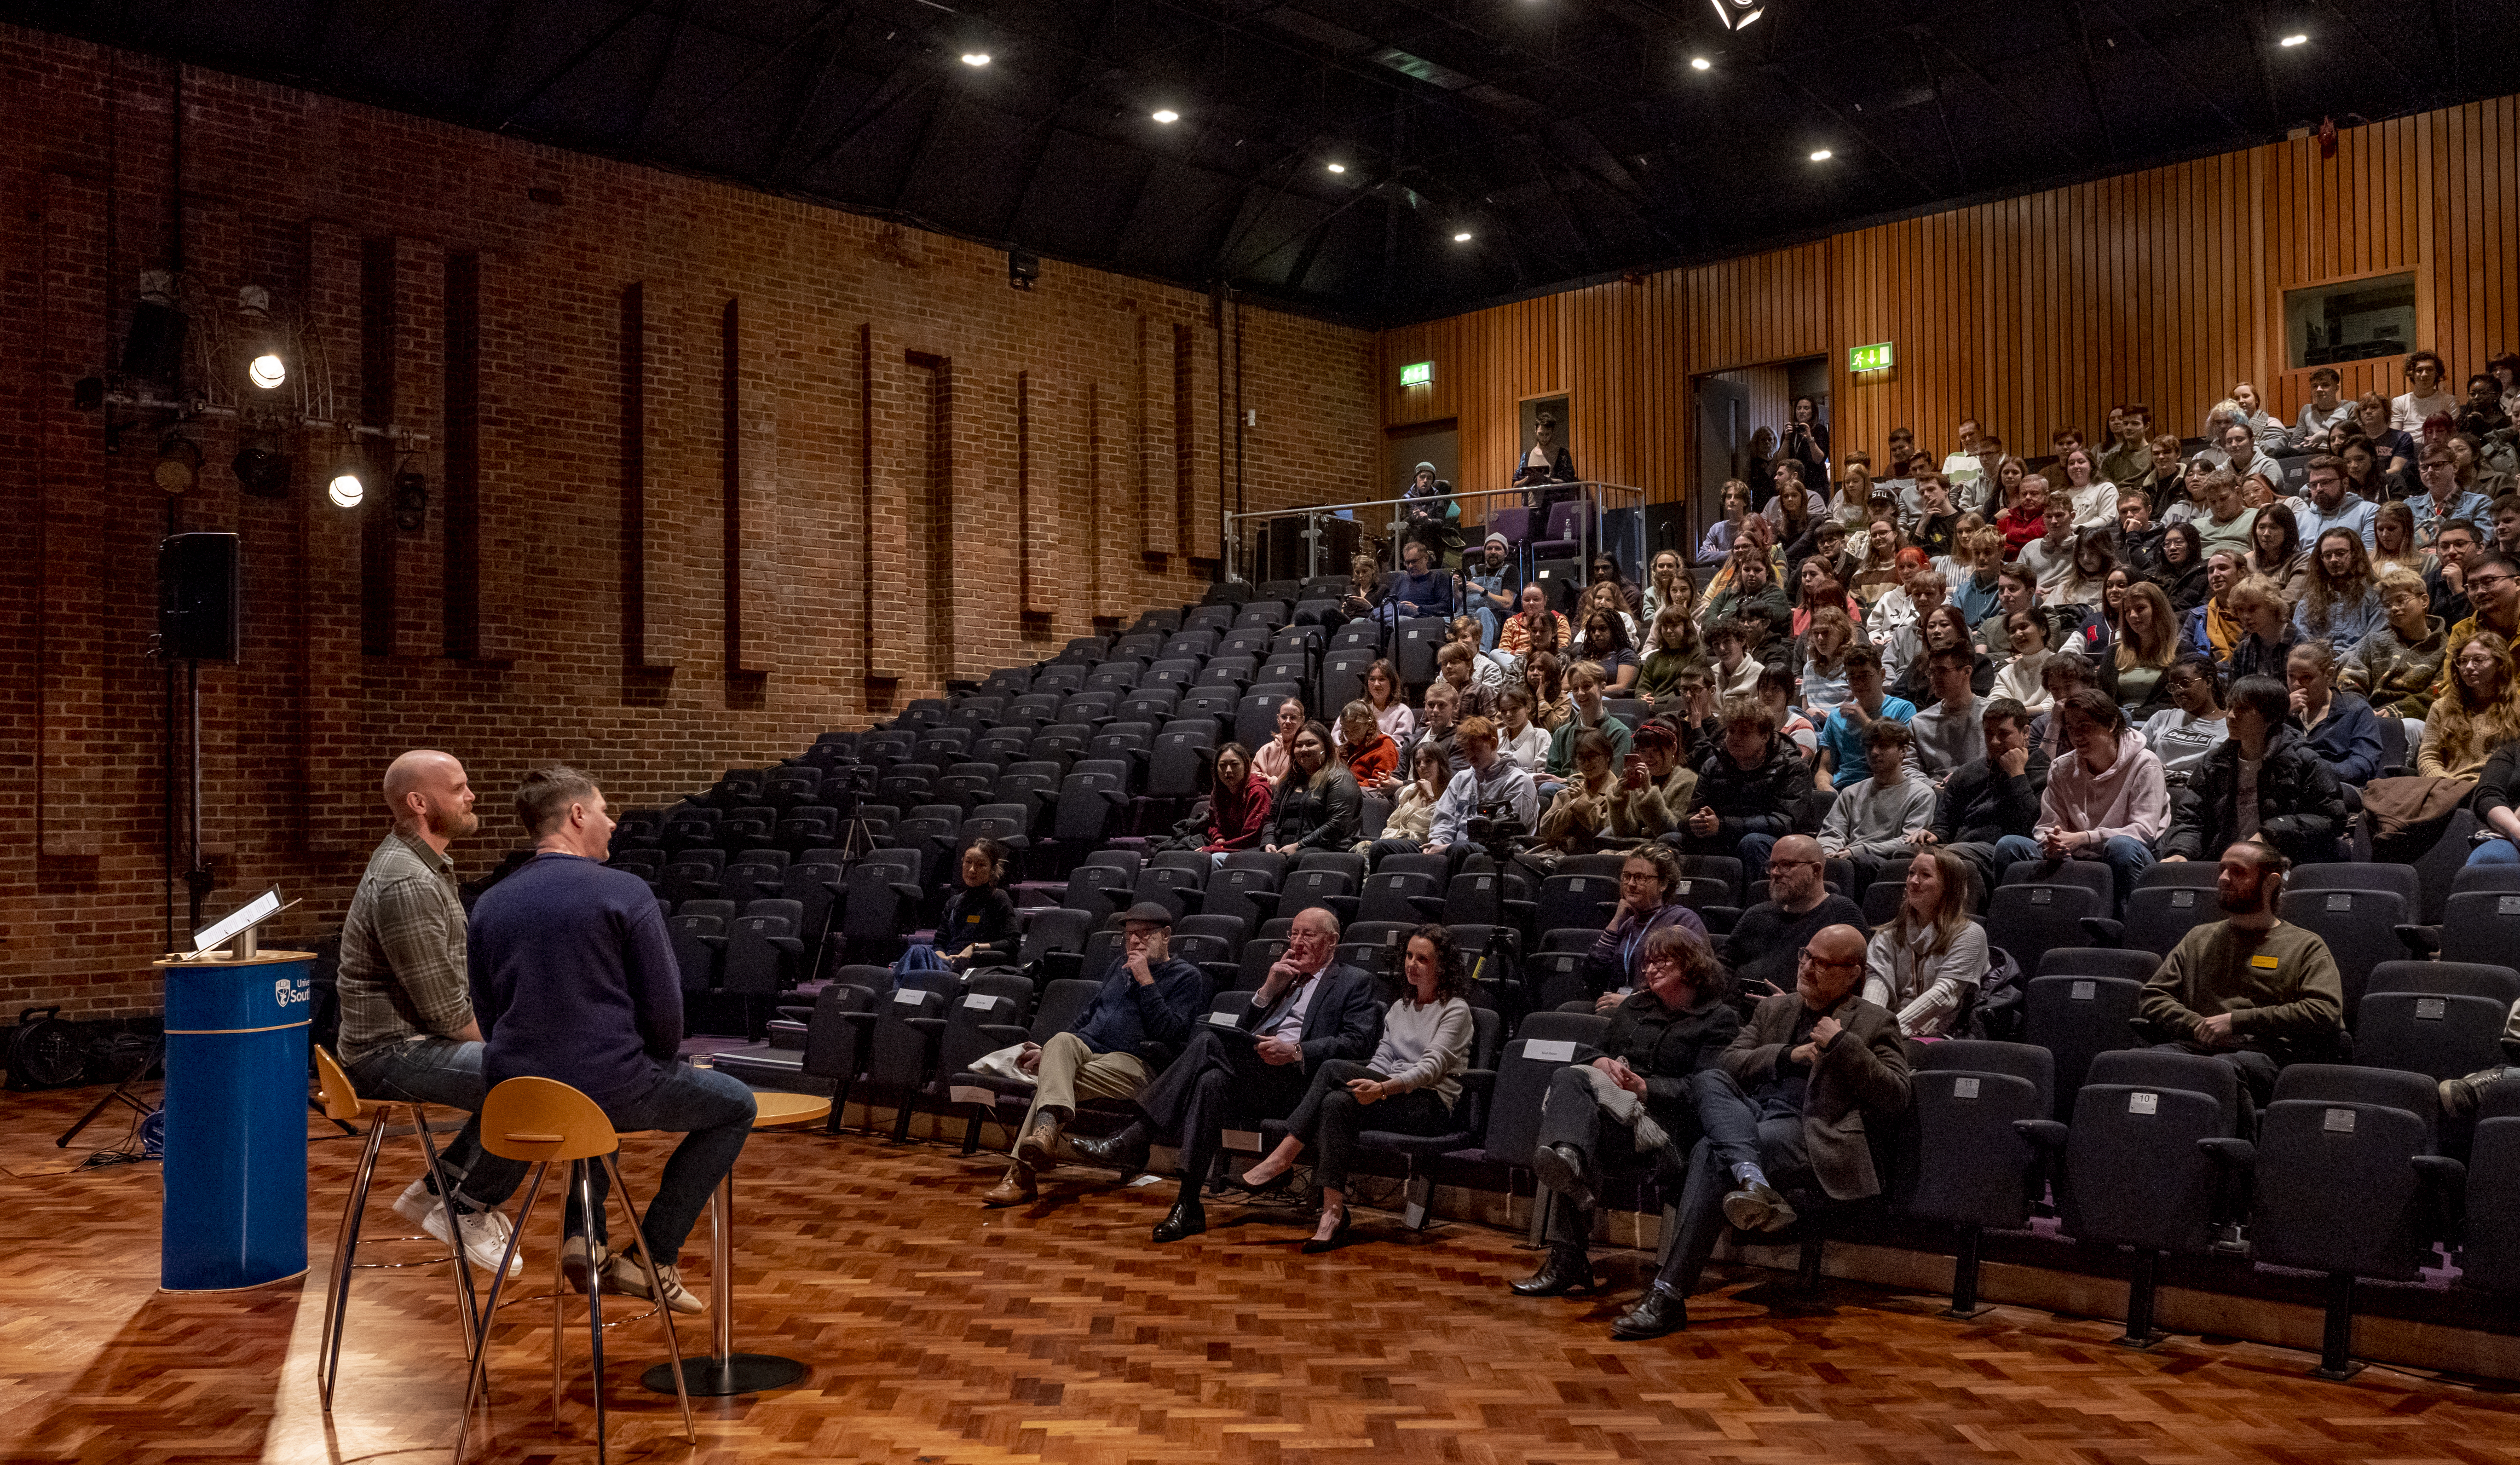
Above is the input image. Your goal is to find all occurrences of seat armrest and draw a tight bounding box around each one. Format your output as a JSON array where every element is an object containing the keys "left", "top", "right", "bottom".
[
  {"left": 2196, "top": 1137, "right": 2257, "bottom": 1169},
  {"left": 776, "top": 1005, "right": 815, "bottom": 1022},
  {"left": 977, "top": 1023, "right": 1030, "bottom": 1047},
  {"left": 1038, "top": 951, "right": 1084, "bottom": 984},
  {"left": 2396, "top": 923, "right": 2442, "bottom": 958},
  {"left": 890, "top": 882, "right": 925, "bottom": 903},
  {"left": 1458, "top": 1068, "right": 1497, "bottom": 1098},
  {"left": 768, "top": 936, "right": 805, "bottom": 956},
  {"left": 1697, "top": 904, "right": 1741, "bottom": 935},
  {"left": 1243, "top": 891, "right": 1283, "bottom": 918},
  {"left": 903, "top": 1017, "right": 948, "bottom": 1038},
  {"left": 1325, "top": 895, "right": 1360, "bottom": 924},
  {"left": 2077, "top": 916, "right": 2124, "bottom": 948},
  {"left": 2412, "top": 1152, "right": 2467, "bottom": 1205},
  {"left": 1198, "top": 961, "right": 1239, "bottom": 989},
  {"left": 699, "top": 935, "right": 729, "bottom": 951},
  {"left": 2012, "top": 1118, "right": 2069, "bottom": 1151},
  {"left": 1405, "top": 894, "right": 1449, "bottom": 920}
]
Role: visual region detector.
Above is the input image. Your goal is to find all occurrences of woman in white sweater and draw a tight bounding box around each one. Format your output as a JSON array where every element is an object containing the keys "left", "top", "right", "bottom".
[
  {"left": 1233, "top": 924, "right": 1474, "bottom": 1251},
  {"left": 1861, "top": 847, "right": 1990, "bottom": 1041}
]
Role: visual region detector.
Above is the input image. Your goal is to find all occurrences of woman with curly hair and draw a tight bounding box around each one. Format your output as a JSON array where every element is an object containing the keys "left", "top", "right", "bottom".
[
  {"left": 1231, "top": 924, "right": 1475, "bottom": 1251},
  {"left": 2419, "top": 631, "right": 2520, "bottom": 781}
]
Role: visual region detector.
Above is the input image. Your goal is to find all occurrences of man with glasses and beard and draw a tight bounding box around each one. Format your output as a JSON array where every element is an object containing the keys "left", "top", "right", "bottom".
[
  {"left": 335, "top": 750, "right": 530, "bottom": 1278},
  {"left": 1608, "top": 922, "right": 1911, "bottom": 1340},
  {"left": 2137, "top": 840, "right": 2345, "bottom": 1106},
  {"left": 1715, "top": 834, "right": 1869, "bottom": 1002}
]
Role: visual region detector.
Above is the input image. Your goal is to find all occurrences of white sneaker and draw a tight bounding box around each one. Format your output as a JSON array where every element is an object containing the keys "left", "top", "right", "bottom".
[
  {"left": 424, "top": 1202, "right": 524, "bottom": 1279},
  {"left": 391, "top": 1176, "right": 437, "bottom": 1227},
  {"left": 603, "top": 1253, "right": 705, "bottom": 1316}
]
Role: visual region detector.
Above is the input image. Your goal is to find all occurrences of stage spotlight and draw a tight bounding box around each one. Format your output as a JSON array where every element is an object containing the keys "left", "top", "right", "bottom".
[
  {"left": 1327, "top": 162, "right": 1346, "bottom": 174},
  {"left": 2279, "top": 33, "right": 2307, "bottom": 45},
  {"left": 155, "top": 435, "right": 203, "bottom": 496},
  {"left": 1810, "top": 148, "right": 1833, "bottom": 161},
  {"left": 327, "top": 469, "right": 364, "bottom": 509},
  {"left": 1009, "top": 249, "right": 1040, "bottom": 291},
  {"left": 1709, "top": 0, "right": 1764, "bottom": 29},
  {"left": 122, "top": 272, "right": 188, "bottom": 384},
  {"left": 232, "top": 444, "right": 292, "bottom": 498},
  {"left": 249, "top": 353, "right": 286, "bottom": 390},
  {"left": 1151, "top": 108, "right": 1179, "bottom": 124}
]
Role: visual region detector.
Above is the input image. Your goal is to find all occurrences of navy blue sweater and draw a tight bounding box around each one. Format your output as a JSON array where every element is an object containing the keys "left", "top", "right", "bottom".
[
  {"left": 1068, "top": 956, "right": 1206, "bottom": 1056},
  {"left": 470, "top": 852, "right": 684, "bottom": 1108}
]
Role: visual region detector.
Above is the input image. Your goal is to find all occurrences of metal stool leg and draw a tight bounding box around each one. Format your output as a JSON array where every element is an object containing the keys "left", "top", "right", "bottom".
[
  {"left": 601, "top": 1152, "right": 697, "bottom": 1444},
  {"left": 410, "top": 1103, "right": 483, "bottom": 1356},
  {"left": 577, "top": 1161, "right": 608, "bottom": 1463},
  {"left": 318, "top": 1114, "right": 391, "bottom": 1411},
  {"left": 453, "top": 1161, "right": 547, "bottom": 1463}
]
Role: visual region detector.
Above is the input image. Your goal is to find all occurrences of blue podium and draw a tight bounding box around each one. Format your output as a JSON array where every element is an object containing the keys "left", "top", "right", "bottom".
[{"left": 156, "top": 951, "right": 316, "bottom": 1291}]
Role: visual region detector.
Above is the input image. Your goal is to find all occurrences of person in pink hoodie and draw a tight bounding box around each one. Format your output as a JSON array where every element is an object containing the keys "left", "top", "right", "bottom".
[{"left": 1991, "top": 687, "right": 2170, "bottom": 912}]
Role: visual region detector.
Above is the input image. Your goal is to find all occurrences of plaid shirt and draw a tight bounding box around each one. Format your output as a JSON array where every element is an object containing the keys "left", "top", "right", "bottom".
[{"left": 336, "top": 830, "right": 474, "bottom": 1065}]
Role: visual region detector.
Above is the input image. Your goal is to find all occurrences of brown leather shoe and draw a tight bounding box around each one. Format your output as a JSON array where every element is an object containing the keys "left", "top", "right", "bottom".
[
  {"left": 1014, "top": 1112, "right": 1063, "bottom": 1169},
  {"left": 981, "top": 1163, "right": 1037, "bottom": 1207}
]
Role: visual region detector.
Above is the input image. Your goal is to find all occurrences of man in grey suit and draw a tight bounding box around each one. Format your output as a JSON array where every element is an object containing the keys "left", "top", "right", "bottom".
[
  {"left": 1072, "top": 905, "right": 1384, "bottom": 1242},
  {"left": 1611, "top": 922, "right": 1912, "bottom": 1339}
]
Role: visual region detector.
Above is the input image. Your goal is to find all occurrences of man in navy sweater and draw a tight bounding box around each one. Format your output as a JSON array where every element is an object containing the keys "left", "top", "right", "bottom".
[
  {"left": 981, "top": 902, "right": 1207, "bottom": 1207},
  {"left": 469, "top": 766, "right": 756, "bottom": 1314}
]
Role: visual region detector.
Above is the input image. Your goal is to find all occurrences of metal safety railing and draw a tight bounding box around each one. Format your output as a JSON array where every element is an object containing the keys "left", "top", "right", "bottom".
[{"left": 1222, "top": 481, "right": 1650, "bottom": 588}]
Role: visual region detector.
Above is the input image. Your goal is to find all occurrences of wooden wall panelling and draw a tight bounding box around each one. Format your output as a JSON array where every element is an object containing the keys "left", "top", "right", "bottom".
[{"left": 36, "top": 171, "right": 106, "bottom": 860}]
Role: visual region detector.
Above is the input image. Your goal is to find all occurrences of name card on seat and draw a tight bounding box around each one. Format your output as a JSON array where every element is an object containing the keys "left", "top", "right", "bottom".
[
  {"left": 1523, "top": 1040, "right": 1577, "bottom": 1063},
  {"left": 1952, "top": 1076, "right": 1981, "bottom": 1099},
  {"left": 2129, "top": 1092, "right": 2158, "bottom": 1115},
  {"left": 893, "top": 988, "right": 926, "bottom": 1005},
  {"left": 2071, "top": 980, "right": 2096, "bottom": 1001},
  {"left": 963, "top": 993, "right": 997, "bottom": 1010}
]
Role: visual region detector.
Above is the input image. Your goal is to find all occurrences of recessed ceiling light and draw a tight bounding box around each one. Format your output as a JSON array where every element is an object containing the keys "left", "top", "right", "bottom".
[
  {"left": 2279, "top": 32, "right": 2307, "bottom": 45},
  {"left": 1690, "top": 56, "right": 1712, "bottom": 71},
  {"left": 1327, "top": 162, "right": 1346, "bottom": 174},
  {"left": 1453, "top": 231, "right": 1473, "bottom": 243},
  {"left": 1151, "top": 108, "right": 1179, "bottom": 124},
  {"left": 960, "top": 51, "right": 990, "bottom": 66},
  {"left": 1809, "top": 148, "right": 1833, "bottom": 161}
]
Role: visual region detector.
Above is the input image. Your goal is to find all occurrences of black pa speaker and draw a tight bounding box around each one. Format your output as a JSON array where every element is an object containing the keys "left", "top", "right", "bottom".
[{"left": 158, "top": 532, "right": 239, "bottom": 662}]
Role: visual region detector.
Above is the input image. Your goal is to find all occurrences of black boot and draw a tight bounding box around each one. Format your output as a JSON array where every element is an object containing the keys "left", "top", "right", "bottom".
[
  {"left": 1610, "top": 1285, "right": 1688, "bottom": 1340},
  {"left": 1071, "top": 1122, "right": 1151, "bottom": 1175},
  {"left": 1510, "top": 1245, "right": 1595, "bottom": 1297},
  {"left": 1152, "top": 1196, "right": 1207, "bottom": 1243},
  {"left": 1531, "top": 1143, "right": 1596, "bottom": 1217}
]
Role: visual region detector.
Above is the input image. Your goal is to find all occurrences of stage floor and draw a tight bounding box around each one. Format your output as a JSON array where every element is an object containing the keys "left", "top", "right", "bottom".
[{"left": 4, "top": 1081, "right": 2518, "bottom": 1464}]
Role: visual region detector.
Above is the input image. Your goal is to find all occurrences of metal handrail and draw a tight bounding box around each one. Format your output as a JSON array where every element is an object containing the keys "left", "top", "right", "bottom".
[{"left": 1224, "top": 481, "right": 1646, "bottom": 586}]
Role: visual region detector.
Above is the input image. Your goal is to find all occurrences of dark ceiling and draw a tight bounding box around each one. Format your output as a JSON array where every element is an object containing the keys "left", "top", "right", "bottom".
[{"left": 11, "top": 0, "right": 2516, "bottom": 327}]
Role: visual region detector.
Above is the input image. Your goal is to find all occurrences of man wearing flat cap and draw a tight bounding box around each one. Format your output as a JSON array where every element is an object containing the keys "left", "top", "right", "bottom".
[{"left": 981, "top": 902, "right": 1208, "bottom": 1207}]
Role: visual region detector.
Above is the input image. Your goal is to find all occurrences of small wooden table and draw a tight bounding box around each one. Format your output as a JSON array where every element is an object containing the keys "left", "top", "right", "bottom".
[{"left": 641, "top": 1089, "right": 831, "bottom": 1396}]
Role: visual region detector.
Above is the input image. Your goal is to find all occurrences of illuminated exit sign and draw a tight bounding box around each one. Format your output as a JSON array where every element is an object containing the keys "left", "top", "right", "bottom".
[
  {"left": 1848, "top": 341, "right": 1894, "bottom": 372},
  {"left": 1399, "top": 360, "right": 1434, "bottom": 388}
]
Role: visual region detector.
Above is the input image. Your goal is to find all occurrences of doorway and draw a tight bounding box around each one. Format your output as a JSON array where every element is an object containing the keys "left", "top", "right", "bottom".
[{"left": 1690, "top": 356, "right": 1830, "bottom": 537}]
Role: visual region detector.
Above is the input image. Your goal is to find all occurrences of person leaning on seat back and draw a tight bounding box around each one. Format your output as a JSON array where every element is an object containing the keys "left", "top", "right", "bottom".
[
  {"left": 467, "top": 765, "right": 758, "bottom": 1315},
  {"left": 2158, "top": 676, "right": 2346, "bottom": 869},
  {"left": 2135, "top": 840, "right": 2345, "bottom": 1108},
  {"left": 1607, "top": 921, "right": 1912, "bottom": 1341}
]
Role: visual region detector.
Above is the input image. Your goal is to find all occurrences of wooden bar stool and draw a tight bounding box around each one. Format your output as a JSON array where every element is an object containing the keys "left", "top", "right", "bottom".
[
  {"left": 311, "top": 1045, "right": 483, "bottom": 1412},
  {"left": 454, "top": 1076, "right": 697, "bottom": 1463}
]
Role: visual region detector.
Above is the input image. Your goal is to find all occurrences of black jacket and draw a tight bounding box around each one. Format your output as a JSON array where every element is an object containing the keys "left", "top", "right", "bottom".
[
  {"left": 1574, "top": 990, "right": 1744, "bottom": 1132},
  {"left": 2472, "top": 741, "right": 2520, "bottom": 826},
  {"left": 1931, "top": 749, "right": 2054, "bottom": 845},
  {"left": 2156, "top": 559, "right": 2211, "bottom": 615},
  {"left": 1239, "top": 960, "right": 1385, "bottom": 1071},
  {"left": 1688, "top": 736, "right": 1807, "bottom": 845},
  {"left": 1268, "top": 768, "right": 1363, "bottom": 851},
  {"left": 2159, "top": 723, "right": 2347, "bottom": 864}
]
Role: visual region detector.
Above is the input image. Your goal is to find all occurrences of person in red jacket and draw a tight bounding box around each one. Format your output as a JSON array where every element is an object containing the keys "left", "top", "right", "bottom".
[{"left": 1197, "top": 743, "right": 1273, "bottom": 855}]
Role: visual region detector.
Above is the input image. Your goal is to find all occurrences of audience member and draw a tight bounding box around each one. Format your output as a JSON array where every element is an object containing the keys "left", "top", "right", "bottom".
[
  {"left": 2181, "top": 551, "right": 2247, "bottom": 661},
  {"left": 1263, "top": 721, "right": 1362, "bottom": 855},
  {"left": 1413, "top": 680, "right": 1462, "bottom": 773},
  {"left": 2411, "top": 446, "right": 2493, "bottom": 547},
  {"left": 2291, "top": 368, "right": 2355, "bottom": 449},
  {"left": 2463, "top": 741, "right": 2520, "bottom": 868},
  {"left": 2438, "top": 551, "right": 2520, "bottom": 699},
  {"left": 2419, "top": 631, "right": 2520, "bottom": 781},
  {"left": 1523, "top": 650, "right": 1571, "bottom": 731},
  {"left": 1358, "top": 659, "right": 1416, "bottom": 747},
  {"left": 2100, "top": 405, "right": 2154, "bottom": 491},
  {"left": 1698, "top": 480, "right": 1755, "bottom": 566},
  {"left": 469, "top": 766, "right": 757, "bottom": 1313},
  {"left": 1813, "top": 645, "right": 1916, "bottom": 791},
  {"left": 1610, "top": 922, "right": 1910, "bottom": 1340},
  {"left": 1234, "top": 925, "right": 1473, "bottom": 1251},
  {"left": 1516, "top": 414, "right": 1579, "bottom": 510},
  {"left": 2356, "top": 392, "right": 2415, "bottom": 475},
  {"left": 940, "top": 837, "right": 1020, "bottom": 967},
  {"left": 1075, "top": 907, "right": 1381, "bottom": 1242},
  {"left": 1923, "top": 696, "right": 2050, "bottom": 897},
  {"left": 1818, "top": 721, "right": 1936, "bottom": 893},
  {"left": 1681, "top": 697, "right": 1807, "bottom": 888},
  {"left": 2286, "top": 644, "right": 2383, "bottom": 788},
  {"left": 1421, "top": 716, "right": 1541, "bottom": 859},
  {"left": 1635, "top": 609, "right": 1706, "bottom": 705},
  {"left": 1891, "top": 604, "right": 1994, "bottom": 710},
  {"left": 2138, "top": 841, "right": 2345, "bottom": 1106},
  {"left": 2116, "top": 492, "right": 2167, "bottom": 575},
  {"left": 1990, "top": 610, "right": 2058, "bottom": 714},
  {"left": 1466, "top": 533, "right": 1521, "bottom": 647},
  {"left": 1588, "top": 844, "right": 1711, "bottom": 1003},
  {"left": 2340, "top": 568, "right": 2448, "bottom": 726},
  {"left": 1641, "top": 549, "right": 1694, "bottom": 630},
  {"left": 2294, "top": 454, "right": 2377, "bottom": 552},
  {"left": 2140, "top": 654, "right": 2233, "bottom": 782},
  {"left": 1756, "top": 662, "right": 1821, "bottom": 757},
  {"left": 2154, "top": 522, "right": 2209, "bottom": 614},
  {"left": 2368, "top": 496, "right": 2423, "bottom": 580},
  {"left": 2247, "top": 504, "right": 2311, "bottom": 609},
  {"left": 1363, "top": 743, "right": 1452, "bottom": 861},
  {"left": 2392, "top": 349, "right": 2458, "bottom": 431},
  {"left": 1994, "top": 689, "right": 2169, "bottom": 908},
  {"left": 1336, "top": 701, "right": 1399, "bottom": 787},
  {"left": 1543, "top": 661, "right": 1634, "bottom": 785},
  {"left": 1498, "top": 583, "right": 1572, "bottom": 669},
  {"left": 1905, "top": 648, "right": 1987, "bottom": 776},
  {"left": 1602, "top": 722, "right": 1694, "bottom": 845},
  {"left": 1707, "top": 617, "right": 1763, "bottom": 701},
  {"left": 1437, "top": 635, "right": 1503, "bottom": 721},
  {"left": 1514, "top": 926, "right": 1739, "bottom": 1302},
  {"left": 1716, "top": 834, "right": 1870, "bottom": 1003},
  {"left": 2225, "top": 575, "right": 2300, "bottom": 682},
  {"left": 1337, "top": 552, "right": 1387, "bottom": 622},
  {"left": 1535, "top": 730, "right": 1623, "bottom": 856},
  {"left": 1795, "top": 607, "right": 1860, "bottom": 721},
  {"left": 2159, "top": 676, "right": 2347, "bottom": 867},
  {"left": 981, "top": 902, "right": 1206, "bottom": 1206},
  {"left": 2190, "top": 468, "right": 2258, "bottom": 564},
  {"left": 1398, "top": 465, "right": 1462, "bottom": 566},
  {"left": 1493, "top": 691, "right": 1550, "bottom": 774},
  {"left": 337, "top": 749, "right": 527, "bottom": 1276},
  {"left": 1571, "top": 605, "right": 1640, "bottom": 693},
  {"left": 2216, "top": 419, "right": 2283, "bottom": 489},
  {"left": 2114, "top": 580, "right": 2183, "bottom": 721},
  {"left": 1861, "top": 847, "right": 1990, "bottom": 1041},
  {"left": 1875, "top": 569, "right": 1946, "bottom": 685},
  {"left": 1253, "top": 697, "right": 1306, "bottom": 783},
  {"left": 1994, "top": 473, "right": 2050, "bottom": 553},
  {"left": 1950, "top": 527, "right": 2008, "bottom": 625},
  {"left": 2294, "top": 528, "right": 2382, "bottom": 654}
]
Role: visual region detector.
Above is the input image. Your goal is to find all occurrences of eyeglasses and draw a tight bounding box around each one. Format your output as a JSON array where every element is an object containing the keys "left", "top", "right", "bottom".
[{"left": 2470, "top": 573, "right": 2515, "bottom": 590}]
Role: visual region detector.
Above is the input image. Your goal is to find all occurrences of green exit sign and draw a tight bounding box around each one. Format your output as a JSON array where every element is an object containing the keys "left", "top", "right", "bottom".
[
  {"left": 1399, "top": 360, "right": 1434, "bottom": 388},
  {"left": 1848, "top": 341, "right": 1894, "bottom": 372}
]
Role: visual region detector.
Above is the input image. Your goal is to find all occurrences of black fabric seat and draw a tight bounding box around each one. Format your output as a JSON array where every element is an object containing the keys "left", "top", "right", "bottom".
[
  {"left": 2022, "top": 972, "right": 2146, "bottom": 1121},
  {"left": 947, "top": 977, "right": 1106, "bottom": 1151},
  {"left": 2113, "top": 883, "right": 2220, "bottom": 955},
  {"left": 2276, "top": 886, "right": 2408, "bottom": 1025},
  {"left": 1337, "top": 1007, "right": 1505, "bottom": 1228},
  {"left": 1893, "top": 1040, "right": 2054, "bottom": 1316},
  {"left": 1986, "top": 883, "right": 2104, "bottom": 980}
]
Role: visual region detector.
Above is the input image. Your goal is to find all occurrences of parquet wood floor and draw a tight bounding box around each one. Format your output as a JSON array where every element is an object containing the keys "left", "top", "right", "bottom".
[{"left": 5, "top": 1081, "right": 2519, "bottom": 1465}]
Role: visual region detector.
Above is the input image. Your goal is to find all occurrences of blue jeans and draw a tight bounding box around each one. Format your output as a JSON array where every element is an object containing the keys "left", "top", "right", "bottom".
[
  {"left": 344, "top": 1037, "right": 528, "bottom": 1215},
  {"left": 1990, "top": 833, "right": 2155, "bottom": 912},
  {"left": 2467, "top": 836, "right": 2520, "bottom": 867},
  {"left": 562, "top": 1063, "right": 757, "bottom": 1261}
]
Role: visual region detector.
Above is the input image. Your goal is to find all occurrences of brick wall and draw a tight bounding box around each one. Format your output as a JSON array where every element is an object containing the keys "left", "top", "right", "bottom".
[{"left": 0, "top": 27, "right": 1377, "bottom": 1017}]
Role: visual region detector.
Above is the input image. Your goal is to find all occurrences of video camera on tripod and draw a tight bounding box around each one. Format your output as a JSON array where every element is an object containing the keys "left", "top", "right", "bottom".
[{"left": 1464, "top": 797, "right": 1529, "bottom": 866}]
